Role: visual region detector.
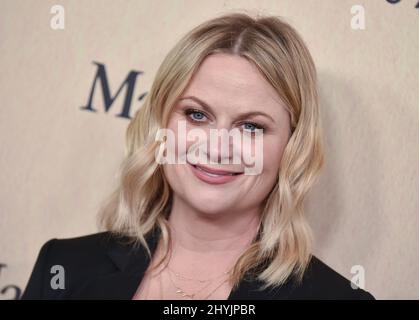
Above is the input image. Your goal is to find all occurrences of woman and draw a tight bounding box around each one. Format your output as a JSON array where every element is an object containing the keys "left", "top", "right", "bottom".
[{"left": 21, "top": 12, "right": 375, "bottom": 300}]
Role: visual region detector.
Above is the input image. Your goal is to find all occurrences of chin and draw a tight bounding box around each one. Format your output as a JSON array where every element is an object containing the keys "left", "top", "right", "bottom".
[
  {"left": 186, "top": 196, "right": 237, "bottom": 216},
  {"left": 192, "top": 205, "right": 232, "bottom": 217}
]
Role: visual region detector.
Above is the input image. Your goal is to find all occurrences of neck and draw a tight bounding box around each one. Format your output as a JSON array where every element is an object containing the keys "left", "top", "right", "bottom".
[{"left": 167, "top": 195, "right": 262, "bottom": 253}]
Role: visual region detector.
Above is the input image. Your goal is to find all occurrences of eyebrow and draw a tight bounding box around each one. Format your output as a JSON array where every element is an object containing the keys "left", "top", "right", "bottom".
[{"left": 178, "top": 96, "right": 276, "bottom": 123}]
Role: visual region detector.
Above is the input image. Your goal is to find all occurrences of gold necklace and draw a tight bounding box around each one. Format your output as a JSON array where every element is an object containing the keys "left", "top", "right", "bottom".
[
  {"left": 162, "top": 268, "right": 231, "bottom": 300},
  {"left": 201, "top": 278, "right": 230, "bottom": 300},
  {"left": 167, "top": 264, "right": 232, "bottom": 299},
  {"left": 167, "top": 268, "right": 214, "bottom": 299}
]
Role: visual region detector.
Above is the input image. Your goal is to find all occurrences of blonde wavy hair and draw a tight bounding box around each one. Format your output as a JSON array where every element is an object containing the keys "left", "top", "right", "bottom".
[{"left": 98, "top": 12, "right": 325, "bottom": 291}]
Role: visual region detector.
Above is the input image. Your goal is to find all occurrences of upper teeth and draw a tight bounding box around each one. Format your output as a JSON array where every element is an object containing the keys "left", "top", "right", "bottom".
[{"left": 195, "top": 165, "right": 235, "bottom": 176}]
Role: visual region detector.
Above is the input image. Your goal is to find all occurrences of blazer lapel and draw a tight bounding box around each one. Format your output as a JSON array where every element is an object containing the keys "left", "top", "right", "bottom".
[
  {"left": 72, "top": 228, "right": 160, "bottom": 300},
  {"left": 72, "top": 226, "right": 288, "bottom": 299}
]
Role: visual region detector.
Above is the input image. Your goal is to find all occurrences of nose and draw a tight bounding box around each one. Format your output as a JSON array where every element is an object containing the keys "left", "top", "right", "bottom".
[{"left": 203, "top": 127, "right": 244, "bottom": 165}]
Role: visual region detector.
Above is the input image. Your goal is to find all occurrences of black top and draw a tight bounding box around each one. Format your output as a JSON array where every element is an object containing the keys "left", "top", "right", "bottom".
[{"left": 21, "top": 227, "right": 375, "bottom": 300}]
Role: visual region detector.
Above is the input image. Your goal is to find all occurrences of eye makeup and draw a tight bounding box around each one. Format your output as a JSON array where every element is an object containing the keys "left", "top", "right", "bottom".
[{"left": 182, "top": 107, "right": 267, "bottom": 133}]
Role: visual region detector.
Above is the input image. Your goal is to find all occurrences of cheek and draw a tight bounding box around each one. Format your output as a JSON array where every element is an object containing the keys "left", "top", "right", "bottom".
[
  {"left": 165, "top": 117, "right": 185, "bottom": 160},
  {"left": 162, "top": 163, "right": 188, "bottom": 195},
  {"left": 262, "top": 136, "right": 287, "bottom": 175},
  {"left": 166, "top": 117, "right": 200, "bottom": 159}
]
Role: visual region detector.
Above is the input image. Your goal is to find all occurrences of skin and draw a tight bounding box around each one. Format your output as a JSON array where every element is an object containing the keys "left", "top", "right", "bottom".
[{"left": 134, "top": 53, "right": 292, "bottom": 300}]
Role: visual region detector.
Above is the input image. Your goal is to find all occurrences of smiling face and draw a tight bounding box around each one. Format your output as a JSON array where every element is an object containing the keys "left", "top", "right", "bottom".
[{"left": 162, "top": 53, "right": 292, "bottom": 216}]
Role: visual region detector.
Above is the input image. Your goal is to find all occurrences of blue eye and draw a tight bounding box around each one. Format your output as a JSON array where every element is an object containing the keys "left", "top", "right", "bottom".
[
  {"left": 191, "top": 111, "right": 205, "bottom": 120},
  {"left": 185, "top": 109, "right": 207, "bottom": 122},
  {"left": 242, "top": 122, "right": 264, "bottom": 133}
]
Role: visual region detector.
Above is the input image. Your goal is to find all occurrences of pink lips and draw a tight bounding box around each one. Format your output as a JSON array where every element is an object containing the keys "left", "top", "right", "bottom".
[{"left": 188, "top": 162, "right": 243, "bottom": 185}]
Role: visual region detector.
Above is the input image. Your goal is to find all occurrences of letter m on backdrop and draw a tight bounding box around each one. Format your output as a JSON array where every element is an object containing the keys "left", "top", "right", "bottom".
[{"left": 80, "top": 61, "right": 147, "bottom": 119}]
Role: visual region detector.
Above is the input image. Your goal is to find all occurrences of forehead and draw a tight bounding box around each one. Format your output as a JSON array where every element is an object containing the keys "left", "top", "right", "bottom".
[{"left": 180, "top": 53, "right": 286, "bottom": 117}]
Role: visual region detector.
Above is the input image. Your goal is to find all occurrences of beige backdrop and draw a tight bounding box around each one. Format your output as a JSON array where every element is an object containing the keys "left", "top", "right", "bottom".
[{"left": 0, "top": 0, "right": 418, "bottom": 300}]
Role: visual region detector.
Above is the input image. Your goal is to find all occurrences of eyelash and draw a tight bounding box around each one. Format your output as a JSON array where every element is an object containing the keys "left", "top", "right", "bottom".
[{"left": 183, "top": 108, "right": 265, "bottom": 133}]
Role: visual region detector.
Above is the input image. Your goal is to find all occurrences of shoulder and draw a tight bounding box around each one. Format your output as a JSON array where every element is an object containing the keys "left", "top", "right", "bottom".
[
  {"left": 34, "top": 231, "right": 119, "bottom": 271},
  {"left": 37, "top": 231, "right": 115, "bottom": 260},
  {"left": 285, "top": 255, "right": 375, "bottom": 300},
  {"left": 21, "top": 231, "right": 124, "bottom": 299}
]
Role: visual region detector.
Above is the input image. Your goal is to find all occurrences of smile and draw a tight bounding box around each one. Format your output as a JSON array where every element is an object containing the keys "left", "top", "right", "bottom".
[{"left": 187, "top": 162, "right": 244, "bottom": 185}]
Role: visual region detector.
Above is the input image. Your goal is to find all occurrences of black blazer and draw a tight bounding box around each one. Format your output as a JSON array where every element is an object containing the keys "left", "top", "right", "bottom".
[{"left": 21, "top": 227, "right": 375, "bottom": 300}]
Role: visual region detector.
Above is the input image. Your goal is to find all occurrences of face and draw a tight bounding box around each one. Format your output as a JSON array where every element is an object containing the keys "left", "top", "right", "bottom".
[{"left": 161, "top": 53, "right": 291, "bottom": 216}]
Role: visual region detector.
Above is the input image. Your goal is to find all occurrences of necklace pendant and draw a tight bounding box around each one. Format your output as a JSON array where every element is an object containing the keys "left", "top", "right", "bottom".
[{"left": 176, "top": 290, "right": 190, "bottom": 298}]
